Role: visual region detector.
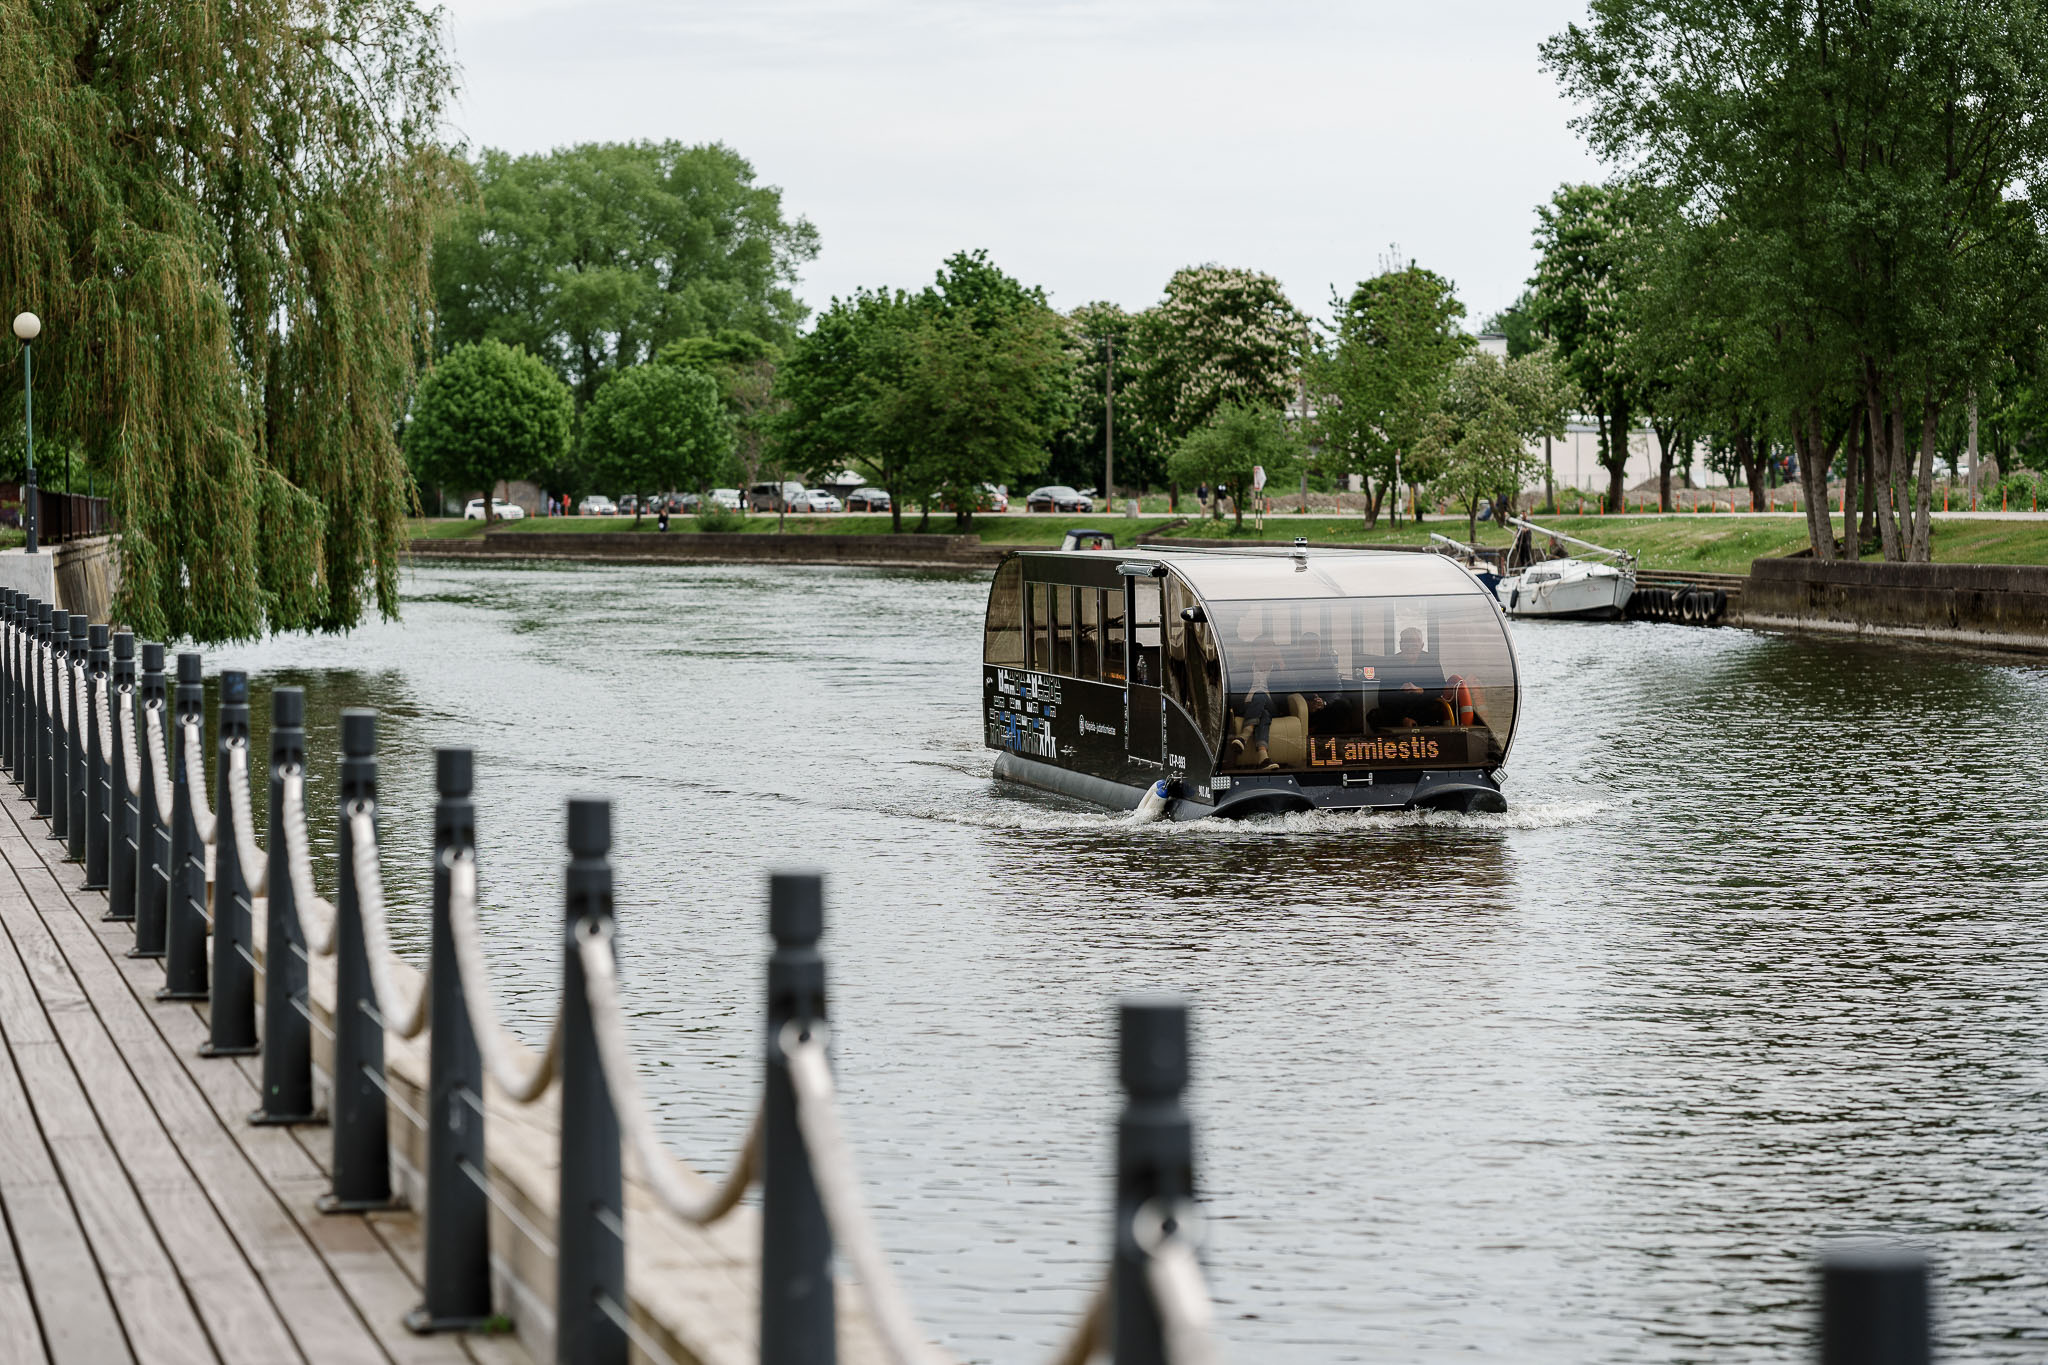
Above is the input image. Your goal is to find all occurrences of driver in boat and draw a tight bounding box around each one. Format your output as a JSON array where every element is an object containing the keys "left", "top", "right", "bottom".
[{"left": 1376, "top": 627, "right": 1445, "bottom": 727}]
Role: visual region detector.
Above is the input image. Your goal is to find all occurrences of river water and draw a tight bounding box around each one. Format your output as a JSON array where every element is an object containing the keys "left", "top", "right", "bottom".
[{"left": 203, "top": 560, "right": 2048, "bottom": 1363}]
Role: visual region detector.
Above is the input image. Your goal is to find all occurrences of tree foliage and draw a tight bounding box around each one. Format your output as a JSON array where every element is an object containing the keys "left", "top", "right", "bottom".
[
  {"left": 659, "top": 329, "right": 783, "bottom": 488},
  {"left": 1311, "top": 263, "right": 1470, "bottom": 525},
  {"left": 0, "top": 0, "right": 456, "bottom": 640},
  {"left": 433, "top": 142, "right": 820, "bottom": 409},
  {"left": 1131, "top": 267, "right": 1307, "bottom": 461},
  {"left": 1421, "top": 350, "right": 1576, "bottom": 542},
  {"left": 1544, "top": 0, "right": 2048, "bottom": 560},
  {"left": 405, "top": 341, "right": 573, "bottom": 518},
  {"left": 1167, "top": 404, "right": 1301, "bottom": 531},
  {"left": 775, "top": 251, "right": 1068, "bottom": 530},
  {"left": 583, "top": 363, "right": 734, "bottom": 517}
]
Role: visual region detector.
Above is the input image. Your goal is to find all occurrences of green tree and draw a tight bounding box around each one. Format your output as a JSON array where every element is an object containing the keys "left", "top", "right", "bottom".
[
  {"left": 659, "top": 329, "right": 783, "bottom": 489},
  {"left": 1167, "top": 405, "right": 1302, "bottom": 531},
  {"left": 774, "top": 288, "right": 922, "bottom": 531},
  {"left": 1545, "top": 0, "right": 2048, "bottom": 561},
  {"left": 405, "top": 342, "right": 573, "bottom": 521},
  {"left": 1048, "top": 303, "right": 1149, "bottom": 496},
  {"left": 1483, "top": 290, "right": 1545, "bottom": 359},
  {"left": 1528, "top": 182, "right": 1658, "bottom": 514},
  {"left": 0, "top": 0, "right": 454, "bottom": 640},
  {"left": 583, "top": 364, "right": 734, "bottom": 523},
  {"left": 1311, "top": 262, "right": 1471, "bottom": 527},
  {"left": 888, "top": 251, "right": 1070, "bottom": 528},
  {"left": 1421, "top": 350, "right": 1576, "bottom": 543},
  {"left": 433, "top": 142, "right": 820, "bottom": 410},
  {"left": 1132, "top": 267, "right": 1307, "bottom": 504}
]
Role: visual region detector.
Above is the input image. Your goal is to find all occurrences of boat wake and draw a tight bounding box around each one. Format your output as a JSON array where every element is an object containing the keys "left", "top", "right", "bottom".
[{"left": 887, "top": 792, "right": 1608, "bottom": 838}]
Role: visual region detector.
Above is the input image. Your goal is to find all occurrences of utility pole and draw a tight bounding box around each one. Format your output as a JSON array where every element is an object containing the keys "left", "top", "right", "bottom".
[{"left": 1103, "top": 335, "right": 1115, "bottom": 510}]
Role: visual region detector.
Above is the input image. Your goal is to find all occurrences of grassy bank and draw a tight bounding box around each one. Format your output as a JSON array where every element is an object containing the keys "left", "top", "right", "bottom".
[{"left": 408, "top": 512, "right": 2048, "bottom": 573}]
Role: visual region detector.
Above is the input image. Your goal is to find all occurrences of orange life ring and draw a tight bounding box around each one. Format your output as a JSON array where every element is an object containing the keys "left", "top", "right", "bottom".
[{"left": 1441, "top": 674, "right": 1477, "bottom": 726}]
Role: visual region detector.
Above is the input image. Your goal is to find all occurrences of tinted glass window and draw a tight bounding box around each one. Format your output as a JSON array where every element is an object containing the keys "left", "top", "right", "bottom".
[
  {"left": 1211, "top": 594, "right": 1514, "bottom": 772},
  {"left": 1103, "top": 589, "right": 1127, "bottom": 682},
  {"left": 1130, "top": 579, "right": 1162, "bottom": 687},
  {"left": 1165, "top": 578, "right": 1222, "bottom": 739},
  {"left": 1051, "top": 584, "right": 1073, "bottom": 676},
  {"left": 1077, "top": 589, "right": 1101, "bottom": 680},
  {"left": 1029, "top": 582, "right": 1050, "bottom": 671},
  {"left": 983, "top": 558, "right": 1024, "bottom": 665}
]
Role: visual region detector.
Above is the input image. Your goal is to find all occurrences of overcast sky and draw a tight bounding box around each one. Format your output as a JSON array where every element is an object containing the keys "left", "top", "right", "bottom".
[{"left": 436, "top": 0, "right": 1609, "bottom": 329}]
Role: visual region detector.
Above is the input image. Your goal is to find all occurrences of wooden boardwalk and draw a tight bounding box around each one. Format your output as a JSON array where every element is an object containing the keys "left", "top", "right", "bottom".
[{"left": 0, "top": 779, "right": 530, "bottom": 1364}]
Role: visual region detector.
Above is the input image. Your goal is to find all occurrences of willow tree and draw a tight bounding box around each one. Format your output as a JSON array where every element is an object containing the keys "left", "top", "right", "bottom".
[{"left": 0, "top": 1, "right": 455, "bottom": 640}]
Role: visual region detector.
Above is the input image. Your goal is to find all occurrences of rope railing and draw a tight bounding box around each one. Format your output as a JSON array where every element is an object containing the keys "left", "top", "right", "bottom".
[
  {"left": 0, "top": 585, "right": 1292, "bottom": 1365},
  {"left": 577, "top": 917, "right": 759, "bottom": 1223}
]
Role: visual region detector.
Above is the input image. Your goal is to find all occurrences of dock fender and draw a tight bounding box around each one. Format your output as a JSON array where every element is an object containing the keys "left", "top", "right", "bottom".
[
  {"left": 1410, "top": 770, "right": 1508, "bottom": 815},
  {"left": 1130, "top": 780, "right": 1173, "bottom": 825}
]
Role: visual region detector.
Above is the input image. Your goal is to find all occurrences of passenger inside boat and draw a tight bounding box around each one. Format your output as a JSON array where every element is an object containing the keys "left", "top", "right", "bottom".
[{"left": 1215, "top": 595, "right": 1513, "bottom": 772}]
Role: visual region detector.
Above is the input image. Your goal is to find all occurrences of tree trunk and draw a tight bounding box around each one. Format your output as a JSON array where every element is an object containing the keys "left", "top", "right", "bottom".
[
  {"left": 1910, "top": 403, "right": 1938, "bottom": 562},
  {"left": 886, "top": 483, "right": 899, "bottom": 534},
  {"left": 1796, "top": 408, "right": 1834, "bottom": 562},
  {"left": 1857, "top": 427, "right": 1875, "bottom": 547},
  {"left": 1232, "top": 482, "right": 1244, "bottom": 531},
  {"left": 1653, "top": 421, "right": 1677, "bottom": 512},
  {"left": 1362, "top": 476, "right": 1382, "bottom": 530},
  {"left": 1842, "top": 413, "right": 1861, "bottom": 561},
  {"left": 1604, "top": 399, "right": 1631, "bottom": 510},
  {"left": 1744, "top": 443, "right": 1767, "bottom": 512},
  {"left": 1874, "top": 393, "right": 1904, "bottom": 562}
]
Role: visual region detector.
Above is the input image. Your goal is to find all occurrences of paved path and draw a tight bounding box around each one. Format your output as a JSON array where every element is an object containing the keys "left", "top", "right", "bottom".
[{"left": 0, "top": 778, "right": 529, "bottom": 1365}]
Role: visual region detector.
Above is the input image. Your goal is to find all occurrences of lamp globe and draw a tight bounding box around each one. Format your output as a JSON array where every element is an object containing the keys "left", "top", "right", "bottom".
[{"left": 11, "top": 313, "right": 40, "bottom": 342}]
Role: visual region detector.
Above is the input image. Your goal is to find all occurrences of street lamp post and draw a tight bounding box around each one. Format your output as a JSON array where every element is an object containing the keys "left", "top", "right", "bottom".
[{"left": 13, "top": 312, "right": 39, "bottom": 554}]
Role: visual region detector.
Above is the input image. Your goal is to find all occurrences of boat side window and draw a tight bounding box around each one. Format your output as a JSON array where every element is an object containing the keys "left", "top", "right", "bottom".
[
  {"left": 1029, "top": 581, "right": 1050, "bottom": 671},
  {"left": 1164, "top": 578, "right": 1218, "bottom": 735},
  {"left": 1050, "top": 584, "right": 1074, "bottom": 676},
  {"left": 1130, "top": 579, "right": 1162, "bottom": 686},
  {"left": 1103, "top": 589, "right": 1127, "bottom": 682},
  {"left": 1077, "top": 588, "right": 1101, "bottom": 680},
  {"left": 983, "top": 557, "right": 1025, "bottom": 665}
]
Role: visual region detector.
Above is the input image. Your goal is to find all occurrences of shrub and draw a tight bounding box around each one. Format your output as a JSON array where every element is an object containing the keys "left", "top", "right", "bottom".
[{"left": 694, "top": 505, "right": 745, "bottom": 533}]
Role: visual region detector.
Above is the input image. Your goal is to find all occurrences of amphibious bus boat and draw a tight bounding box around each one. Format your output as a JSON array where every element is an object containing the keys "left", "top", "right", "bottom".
[{"left": 983, "top": 544, "right": 1521, "bottom": 820}]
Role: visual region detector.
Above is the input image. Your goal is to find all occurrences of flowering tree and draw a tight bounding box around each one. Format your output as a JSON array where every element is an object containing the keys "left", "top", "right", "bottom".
[{"left": 1131, "top": 267, "right": 1308, "bottom": 467}]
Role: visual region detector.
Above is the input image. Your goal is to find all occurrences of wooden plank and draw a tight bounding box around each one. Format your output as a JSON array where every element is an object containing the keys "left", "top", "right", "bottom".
[
  {"left": 4, "top": 804, "right": 445, "bottom": 1365},
  {"left": 0, "top": 816, "right": 307, "bottom": 1365}
]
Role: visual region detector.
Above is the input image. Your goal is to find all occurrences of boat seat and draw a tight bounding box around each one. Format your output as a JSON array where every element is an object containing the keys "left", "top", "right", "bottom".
[{"left": 1229, "top": 693, "right": 1309, "bottom": 767}]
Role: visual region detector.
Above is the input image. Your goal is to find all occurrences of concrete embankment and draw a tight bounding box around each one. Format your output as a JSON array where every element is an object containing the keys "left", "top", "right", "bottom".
[
  {"left": 0, "top": 535, "right": 121, "bottom": 619},
  {"left": 1737, "top": 558, "right": 2048, "bottom": 652},
  {"left": 412, "top": 530, "right": 1003, "bottom": 571}
]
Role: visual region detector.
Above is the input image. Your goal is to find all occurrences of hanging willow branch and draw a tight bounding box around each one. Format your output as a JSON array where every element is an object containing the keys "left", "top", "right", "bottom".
[{"left": 0, "top": 0, "right": 456, "bottom": 642}]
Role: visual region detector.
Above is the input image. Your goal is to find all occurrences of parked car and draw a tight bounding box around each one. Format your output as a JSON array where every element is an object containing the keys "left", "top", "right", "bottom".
[
  {"left": 679, "top": 492, "right": 703, "bottom": 512},
  {"left": 791, "top": 489, "right": 843, "bottom": 513},
  {"left": 710, "top": 488, "right": 745, "bottom": 511},
  {"left": 577, "top": 494, "right": 616, "bottom": 516},
  {"left": 1025, "top": 485, "right": 1093, "bottom": 513},
  {"left": 748, "top": 480, "right": 806, "bottom": 511},
  {"left": 846, "top": 486, "right": 892, "bottom": 512},
  {"left": 463, "top": 498, "right": 527, "bottom": 521},
  {"left": 618, "top": 494, "right": 640, "bottom": 516},
  {"left": 940, "top": 482, "right": 1009, "bottom": 513}
]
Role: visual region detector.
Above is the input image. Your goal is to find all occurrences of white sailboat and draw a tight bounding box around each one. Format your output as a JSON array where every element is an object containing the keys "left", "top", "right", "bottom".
[{"left": 1493, "top": 517, "right": 1637, "bottom": 620}]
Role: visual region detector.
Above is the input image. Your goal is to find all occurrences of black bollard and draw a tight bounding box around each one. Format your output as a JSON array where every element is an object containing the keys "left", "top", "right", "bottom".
[
  {"left": 65, "top": 612, "right": 86, "bottom": 860},
  {"left": 202, "top": 672, "right": 258, "bottom": 1057},
  {"left": 130, "top": 643, "right": 170, "bottom": 958},
  {"left": 158, "top": 652, "right": 208, "bottom": 1000},
  {"left": 1113, "top": 996, "right": 1196, "bottom": 1365},
  {"left": 33, "top": 601, "right": 52, "bottom": 812},
  {"left": 6, "top": 592, "right": 21, "bottom": 786},
  {"left": 406, "top": 747, "right": 493, "bottom": 1333},
  {"left": 1, "top": 590, "right": 15, "bottom": 778},
  {"left": 40, "top": 606, "right": 63, "bottom": 822},
  {"left": 322, "top": 709, "right": 391, "bottom": 1211},
  {"left": 762, "top": 871, "right": 833, "bottom": 1365},
  {"left": 557, "top": 797, "right": 625, "bottom": 1365},
  {"left": 1820, "top": 1245, "right": 1931, "bottom": 1365},
  {"left": 83, "top": 623, "right": 109, "bottom": 888},
  {"left": 105, "top": 632, "right": 136, "bottom": 921},
  {"left": 250, "top": 687, "right": 322, "bottom": 1126}
]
